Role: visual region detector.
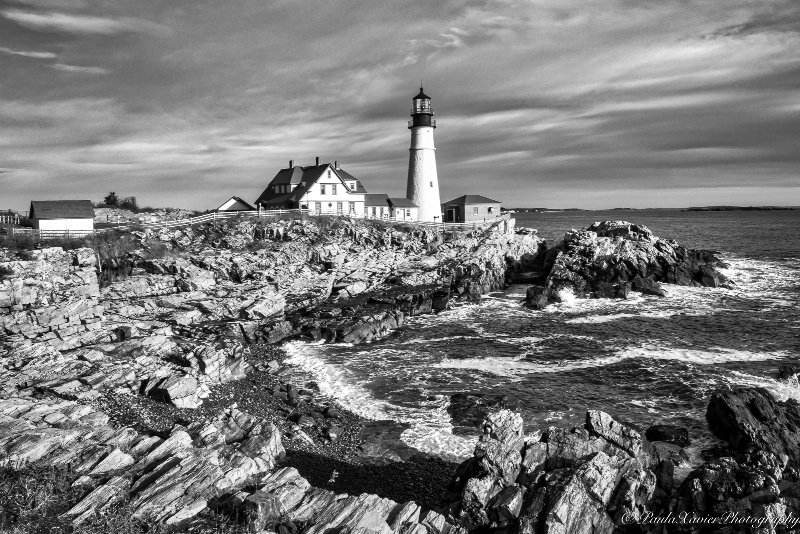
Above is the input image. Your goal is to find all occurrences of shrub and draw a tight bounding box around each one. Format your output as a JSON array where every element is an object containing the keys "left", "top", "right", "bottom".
[
  {"left": 103, "top": 192, "right": 119, "bottom": 206},
  {"left": 119, "top": 196, "right": 138, "bottom": 211}
]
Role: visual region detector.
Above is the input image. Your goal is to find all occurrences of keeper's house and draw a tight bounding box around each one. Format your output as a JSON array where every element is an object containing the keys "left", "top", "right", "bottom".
[
  {"left": 29, "top": 200, "right": 95, "bottom": 235},
  {"left": 255, "top": 158, "right": 367, "bottom": 215},
  {"left": 441, "top": 195, "right": 502, "bottom": 223}
]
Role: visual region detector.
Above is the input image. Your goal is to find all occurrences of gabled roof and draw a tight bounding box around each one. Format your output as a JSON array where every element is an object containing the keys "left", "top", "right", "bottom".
[
  {"left": 269, "top": 167, "right": 304, "bottom": 186},
  {"left": 335, "top": 168, "right": 368, "bottom": 193},
  {"left": 443, "top": 195, "right": 501, "bottom": 205},
  {"left": 30, "top": 200, "right": 94, "bottom": 219},
  {"left": 364, "top": 194, "right": 390, "bottom": 206},
  {"left": 255, "top": 163, "right": 366, "bottom": 207},
  {"left": 388, "top": 198, "right": 418, "bottom": 208},
  {"left": 217, "top": 196, "right": 254, "bottom": 211}
]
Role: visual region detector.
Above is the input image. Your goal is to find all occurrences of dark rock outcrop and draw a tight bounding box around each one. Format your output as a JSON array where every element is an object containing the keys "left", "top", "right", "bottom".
[
  {"left": 645, "top": 424, "right": 690, "bottom": 447},
  {"left": 707, "top": 387, "right": 800, "bottom": 465},
  {"left": 526, "top": 220, "right": 731, "bottom": 307}
]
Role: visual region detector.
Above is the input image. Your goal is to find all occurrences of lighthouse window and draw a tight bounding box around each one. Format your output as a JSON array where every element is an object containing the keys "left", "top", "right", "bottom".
[
  {"left": 332, "top": 184, "right": 337, "bottom": 195},
  {"left": 320, "top": 185, "right": 326, "bottom": 195}
]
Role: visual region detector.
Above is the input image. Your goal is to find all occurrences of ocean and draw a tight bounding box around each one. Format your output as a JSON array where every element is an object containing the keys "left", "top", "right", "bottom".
[{"left": 284, "top": 209, "right": 800, "bottom": 463}]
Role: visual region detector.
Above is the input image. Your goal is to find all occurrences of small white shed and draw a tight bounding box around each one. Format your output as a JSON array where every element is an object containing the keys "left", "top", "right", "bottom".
[{"left": 29, "top": 200, "right": 95, "bottom": 236}]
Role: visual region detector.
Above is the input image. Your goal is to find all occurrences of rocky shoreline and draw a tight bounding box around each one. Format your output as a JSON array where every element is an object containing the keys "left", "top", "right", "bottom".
[{"left": 2, "top": 215, "right": 785, "bottom": 533}]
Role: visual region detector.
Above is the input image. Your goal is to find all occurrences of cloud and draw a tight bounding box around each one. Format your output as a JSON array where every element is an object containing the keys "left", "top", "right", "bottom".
[
  {"left": 1, "top": 0, "right": 798, "bottom": 210},
  {"left": 0, "top": 46, "right": 57, "bottom": 59},
  {"left": 0, "top": 9, "right": 164, "bottom": 35},
  {"left": 51, "top": 63, "right": 110, "bottom": 74}
]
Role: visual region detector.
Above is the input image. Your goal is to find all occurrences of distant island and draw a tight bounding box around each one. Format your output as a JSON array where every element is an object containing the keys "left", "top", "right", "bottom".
[
  {"left": 501, "top": 206, "right": 796, "bottom": 213},
  {"left": 684, "top": 206, "right": 796, "bottom": 211}
]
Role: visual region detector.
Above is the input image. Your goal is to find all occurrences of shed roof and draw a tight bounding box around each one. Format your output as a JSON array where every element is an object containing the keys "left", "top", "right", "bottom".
[
  {"left": 388, "top": 198, "right": 418, "bottom": 208},
  {"left": 442, "top": 195, "right": 501, "bottom": 205},
  {"left": 30, "top": 200, "right": 94, "bottom": 219},
  {"left": 217, "top": 196, "right": 254, "bottom": 211},
  {"left": 364, "top": 194, "right": 390, "bottom": 206}
]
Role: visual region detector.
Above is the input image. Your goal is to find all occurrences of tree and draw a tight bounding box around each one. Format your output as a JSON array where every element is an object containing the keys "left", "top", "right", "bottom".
[
  {"left": 103, "top": 192, "right": 118, "bottom": 206},
  {"left": 120, "top": 196, "right": 138, "bottom": 211}
]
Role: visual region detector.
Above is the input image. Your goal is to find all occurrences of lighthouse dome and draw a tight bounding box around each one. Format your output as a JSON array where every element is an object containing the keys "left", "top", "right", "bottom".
[{"left": 413, "top": 87, "right": 431, "bottom": 100}]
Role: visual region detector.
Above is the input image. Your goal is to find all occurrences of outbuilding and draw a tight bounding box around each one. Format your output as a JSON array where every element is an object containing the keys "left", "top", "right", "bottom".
[
  {"left": 364, "top": 194, "right": 391, "bottom": 218},
  {"left": 441, "top": 195, "right": 502, "bottom": 223},
  {"left": 29, "top": 200, "right": 95, "bottom": 236},
  {"left": 216, "top": 196, "right": 254, "bottom": 212},
  {"left": 388, "top": 198, "right": 419, "bottom": 221}
]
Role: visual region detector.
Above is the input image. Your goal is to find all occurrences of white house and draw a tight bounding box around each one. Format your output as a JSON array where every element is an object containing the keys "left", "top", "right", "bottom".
[
  {"left": 216, "top": 196, "right": 254, "bottom": 212},
  {"left": 29, "top": 200, "right": 95, "bottom": 235},
  {"left": 255, "top": 158, "right": 366, "bottom": 215}
]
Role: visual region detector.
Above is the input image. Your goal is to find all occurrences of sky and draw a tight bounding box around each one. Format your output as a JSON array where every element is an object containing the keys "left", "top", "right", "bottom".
[{"left": 1, "top": 0, "right": 798, "bottom": 211}]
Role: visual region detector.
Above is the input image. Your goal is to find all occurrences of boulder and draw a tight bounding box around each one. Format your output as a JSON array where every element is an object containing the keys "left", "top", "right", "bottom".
[
  {"left": 645, "top": 424, "right": 690, "bottom": 447},
  {"left": 631, "top": 276, "right": 666, "bottom": 297}
]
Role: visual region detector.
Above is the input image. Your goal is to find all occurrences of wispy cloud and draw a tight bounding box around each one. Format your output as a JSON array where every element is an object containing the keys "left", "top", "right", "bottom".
[
  {"left": 1, "top": 9, "right": 126, "bottom": 33},
  {"left": 0, "top": 8, "right": 164, "bottom": 35},
  {"left": 50, "top": 63, "right": 109, "bottom": 74},
  {"left": 0, "top": 46, "right": 57, "bottom": 59}
]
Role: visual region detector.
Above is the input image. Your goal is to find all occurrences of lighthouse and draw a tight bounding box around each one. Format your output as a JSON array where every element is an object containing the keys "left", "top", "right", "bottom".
[{"left": 406, "top": 87, "right": 442, "bottom": 222}]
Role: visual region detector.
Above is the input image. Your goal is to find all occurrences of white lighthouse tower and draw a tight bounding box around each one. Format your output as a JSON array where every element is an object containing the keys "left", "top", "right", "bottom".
[{"left": 406, "top": 87, "right": 442, "bottom": 222}]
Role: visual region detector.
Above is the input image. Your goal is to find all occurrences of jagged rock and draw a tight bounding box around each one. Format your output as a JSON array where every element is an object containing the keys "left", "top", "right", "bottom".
[
  {"left": 707, "top": 387, "right": 800, "bottom": 464},
  {"left": 483, "top": 409, "right": 524, "bottom": 451},
  {"left": 541, "top": 452, "right": 619, "bottom": 534},
  {"left": 148, "top": 374, "right": 201, "bottom": 408},
  {"left": 539, "top": 220, "right": 730, "bottom": 304},
  {"left": 448, "top": 393, "right": 508, "bottom": 431},
  {"left": 585, "top": 410, "right": 642, "bottom": 458}
]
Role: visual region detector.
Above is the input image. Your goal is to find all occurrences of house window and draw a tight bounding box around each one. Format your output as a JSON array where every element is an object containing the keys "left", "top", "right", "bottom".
[
  {"left": 430, "top": 181, "right": 433, "bottom": 187},
  {"left": 320, "top": 185, "right": 326, "bottom": 195},
  {"left": 473, "top": 207, "right": 479, "bottom": 215},
  {"left": 328, "top": 170, "right": 331, "bottom": 178},
  {"left": 371, "top": 207, "right": 376, "bottom": 216},
  {"left": 349, "top": 202, "right": 355, "bottom": 212},
  {"left": 332, "top": 184, "right": 337, "bottom": 195},
  {"left": 349, "top": 182, "right": 356, "bottom": 190},
  {"left": 406, "top": 209, "right": 411, "bottom": 217},
  {"left": 337, "top": 202, "right": 342, "bottom": 212},
  {"left": 488, "top": 207, "right": 494, "bottom": 214}
]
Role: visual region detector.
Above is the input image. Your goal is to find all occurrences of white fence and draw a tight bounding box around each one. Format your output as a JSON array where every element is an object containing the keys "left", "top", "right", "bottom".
[{"left": 7, "top": 209, "right": 509, "bottom": 238}]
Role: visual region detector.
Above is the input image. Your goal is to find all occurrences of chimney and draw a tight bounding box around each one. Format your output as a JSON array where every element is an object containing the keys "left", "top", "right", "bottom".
[
  {"left": 289, "top": 160, "right": 294, "bottom": 169},
  {"left": 334, "top": 160, "right": 339, "bottom": 170},
  {"left": 315, "top": 156, "right": 320, "bottom": 166}
]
